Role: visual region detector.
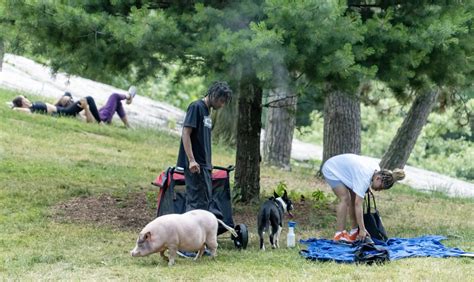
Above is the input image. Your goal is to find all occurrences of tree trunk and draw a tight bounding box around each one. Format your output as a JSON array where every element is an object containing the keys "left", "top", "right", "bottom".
[
  {"left": 262, "top": 86, "right": 297, "bottom": 171},
  {"left": 234, "top": 76, "right": 262, "bottom": 204},
  {"left": 380, "top": 90, "right": 440, "bottom": 170},
  {"left": 322, "top": 90, "right": 361, "bottom": 165}
]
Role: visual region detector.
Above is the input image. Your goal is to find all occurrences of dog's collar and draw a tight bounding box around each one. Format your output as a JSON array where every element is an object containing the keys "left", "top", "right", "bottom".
[{"left": 275, "top": 197, "right": 287, "bottom": 213}]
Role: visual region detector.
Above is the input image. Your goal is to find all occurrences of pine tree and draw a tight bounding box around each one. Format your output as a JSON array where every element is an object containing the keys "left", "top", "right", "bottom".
[{"left": 362, "top": 2, "right": 474, "bottom": 169}]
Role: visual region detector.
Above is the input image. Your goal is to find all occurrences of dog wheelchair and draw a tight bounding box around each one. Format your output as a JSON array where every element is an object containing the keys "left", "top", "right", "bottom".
[{"left": 152, "top": 165, "right": 248, "bottom": 249}]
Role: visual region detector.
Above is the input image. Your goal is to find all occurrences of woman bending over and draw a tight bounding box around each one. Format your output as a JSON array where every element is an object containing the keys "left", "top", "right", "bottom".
[{"left": 321, "top": 153, "right": 405, "bottom": 242}]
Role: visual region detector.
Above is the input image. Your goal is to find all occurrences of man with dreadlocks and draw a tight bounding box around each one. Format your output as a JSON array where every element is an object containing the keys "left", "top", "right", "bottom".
[
  {"left": 177, "top": 81, "right": 233, "bottom": 215},
  {"left": 321, "top": 153, "right": 405, "bottom": 243}
]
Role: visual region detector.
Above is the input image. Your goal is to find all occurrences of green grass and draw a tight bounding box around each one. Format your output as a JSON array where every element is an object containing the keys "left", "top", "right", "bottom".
[{"left": 1, "top": 88, "right": 473, "bottom": 280}]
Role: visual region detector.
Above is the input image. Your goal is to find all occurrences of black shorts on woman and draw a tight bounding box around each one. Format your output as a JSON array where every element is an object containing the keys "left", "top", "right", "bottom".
[{"left": 56, "top": 96, "right": 101, "bottom": 122}]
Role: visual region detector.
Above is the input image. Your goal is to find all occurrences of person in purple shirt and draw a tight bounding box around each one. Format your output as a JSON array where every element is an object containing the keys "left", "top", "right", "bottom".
[{"left": 56, "top": 86, "right": 137, "bottom": 127}]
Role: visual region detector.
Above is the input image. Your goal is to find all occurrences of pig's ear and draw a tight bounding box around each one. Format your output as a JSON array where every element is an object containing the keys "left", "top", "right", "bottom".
[
  {"left": 144, "top": 231, "right": 151, "bottom": 241},
  {"left": 274, "top": 191, "right": 279, "bottom": 198}
]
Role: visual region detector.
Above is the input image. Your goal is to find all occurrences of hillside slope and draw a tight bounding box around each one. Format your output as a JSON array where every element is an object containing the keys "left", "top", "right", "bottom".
[{"left": 1, "top": 53, "right": 472, "bottom": 197}]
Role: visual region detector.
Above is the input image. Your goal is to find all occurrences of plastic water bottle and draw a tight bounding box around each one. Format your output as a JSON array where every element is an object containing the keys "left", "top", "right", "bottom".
[{"left": 287, "top": 221, "right": 296, "bottom": 248}]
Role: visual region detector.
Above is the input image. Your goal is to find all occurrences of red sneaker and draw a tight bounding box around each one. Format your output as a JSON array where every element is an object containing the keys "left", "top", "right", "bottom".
[
  {"left": 348, "top": 229, "right": 359, "bottom": 241},
  {"left": 333, "top": 231, "right": 353, "bottom": 243}
]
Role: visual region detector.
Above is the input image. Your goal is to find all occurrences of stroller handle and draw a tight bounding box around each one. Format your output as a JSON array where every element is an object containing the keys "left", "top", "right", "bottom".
[
  {"left": 175, "top": 165, "right": 235, "bottom": 173},
  {"left": 213, "top": 165, "right": 235, "bottom": 172}
]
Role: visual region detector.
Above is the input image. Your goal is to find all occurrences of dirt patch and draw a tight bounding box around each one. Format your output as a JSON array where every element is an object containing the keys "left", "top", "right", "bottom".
[
  {"left": 51, "top": 192, "right": 333, "bottom": 232},
  {"left": 51, "top": 192, "right": 156, "bottom": 231}
]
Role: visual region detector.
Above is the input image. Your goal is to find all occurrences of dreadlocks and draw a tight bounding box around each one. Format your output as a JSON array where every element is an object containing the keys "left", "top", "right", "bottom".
[
  {"left": 378, "top": 168, "right": 406, "bottom": 189},
  {"left": 206, "top": 81, "right": 232, "bottom": 104}
]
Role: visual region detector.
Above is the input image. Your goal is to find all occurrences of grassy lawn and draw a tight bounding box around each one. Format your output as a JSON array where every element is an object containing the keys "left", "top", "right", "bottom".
[{"left": 1, "top": 88, "right": 473, "bottom": 280}]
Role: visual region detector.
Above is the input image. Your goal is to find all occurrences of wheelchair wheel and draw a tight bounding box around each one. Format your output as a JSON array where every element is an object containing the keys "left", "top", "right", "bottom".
[{"left": 232, "top": 223, "right": 248, "bottom": 250}]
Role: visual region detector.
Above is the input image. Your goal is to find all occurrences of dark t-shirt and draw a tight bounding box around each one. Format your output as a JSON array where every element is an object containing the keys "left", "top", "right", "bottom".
[{"left": 177, "top": 100, "right": 212, "bottom": 170}]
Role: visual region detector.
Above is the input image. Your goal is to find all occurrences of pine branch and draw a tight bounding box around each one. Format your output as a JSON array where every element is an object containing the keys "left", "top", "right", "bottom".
[{"left": 262, "top": 95, "right": 298, "bottom": 108}]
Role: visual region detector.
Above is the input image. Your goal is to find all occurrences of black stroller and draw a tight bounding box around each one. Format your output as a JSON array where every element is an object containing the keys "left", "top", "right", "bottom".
[{"left": 152, "top": 165, "right": 248, "bottom": 249}]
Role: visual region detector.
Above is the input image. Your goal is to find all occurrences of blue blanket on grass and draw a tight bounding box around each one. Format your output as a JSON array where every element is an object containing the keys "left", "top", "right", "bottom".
[{"left": 300, "top": 235, "right": 472, "bottom": 263}]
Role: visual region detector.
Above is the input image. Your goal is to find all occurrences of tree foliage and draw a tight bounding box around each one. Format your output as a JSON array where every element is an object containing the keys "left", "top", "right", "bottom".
[
  {"left": 1, "top": 1, "right": 182, "bottom": 84},
  {"left": 364, "top": 2, "right": 474, "bottom": 95},
  {"left": 2, "top": 0, "right": 473, "bottom": 197},
  {"left": 359, "top": 2, "right": 474, "bottom": 169}
]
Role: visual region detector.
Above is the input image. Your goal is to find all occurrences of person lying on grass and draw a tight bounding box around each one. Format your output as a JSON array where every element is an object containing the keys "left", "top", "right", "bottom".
[
  {"left": 55, "top": 87, "right": 137, "bottom": 127},
  {"left": 321, "top": 153, "right": 405, "bottom": 243},
  {"left": 11, "top": 94, "right": 100, "bottom": 123},
  {"left": 11, "top": 86, "right": 137, "bottom": 127}
]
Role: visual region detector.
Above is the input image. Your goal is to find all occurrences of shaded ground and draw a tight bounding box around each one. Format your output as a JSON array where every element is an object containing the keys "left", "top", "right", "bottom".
[
  {"left": 51, "top": 192, "right": 334, "bottom": 232},
  {"left": 51, "top": 192, "right": 156, "bottom": 231}
]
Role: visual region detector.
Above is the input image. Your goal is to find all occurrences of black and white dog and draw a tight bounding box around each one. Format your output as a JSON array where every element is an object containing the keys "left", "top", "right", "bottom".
[{"left": 257, "top": 190, "right": 294, "bottom": 250}]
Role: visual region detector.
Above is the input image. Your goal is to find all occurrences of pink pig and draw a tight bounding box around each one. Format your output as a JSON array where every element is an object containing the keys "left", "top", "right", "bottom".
[{"left": 131, "top": 209, "right": 237, "bottom": 266}]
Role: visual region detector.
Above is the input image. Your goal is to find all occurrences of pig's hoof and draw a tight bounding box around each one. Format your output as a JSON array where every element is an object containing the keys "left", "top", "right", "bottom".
[
  {"left": 168, "top": 261, "right": 175, "bottom": 267},
  {"left": 160, "top": 251, "right": 169, "bottom": 262}
]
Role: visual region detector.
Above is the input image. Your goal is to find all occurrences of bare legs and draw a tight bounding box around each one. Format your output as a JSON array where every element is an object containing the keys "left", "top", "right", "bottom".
[
  {"left": 79, "top": 98, "right": 94, "bottom": 123},
  {"left": 75, "top": 97, "right": 102, "bottom": 124},
  {"left": 333, "top": 185, "right": 350, "bottom": 232},
  {"left": 348, "top": 189, "right": 358, "bottom": 230},
  {"left": 120, "top": 116, "right": 130, "bottom": 128},
  {"left": 332, "top": 185, "right": 358, "bottom": 232}
]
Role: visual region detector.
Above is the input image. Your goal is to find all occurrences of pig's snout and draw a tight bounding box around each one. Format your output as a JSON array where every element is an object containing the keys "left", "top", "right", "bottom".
[{"left": 130, "top": 247, "right": 142, "bottom": 257}]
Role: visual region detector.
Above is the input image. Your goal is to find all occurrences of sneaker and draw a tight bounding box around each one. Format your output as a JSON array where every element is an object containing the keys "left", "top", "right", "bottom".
[
  {"left": 126, "top": 86, "right": 137, "bottom": 104},
  {"left": 348, "top": 228, "right": 359, "bottom": 241},
  {"left": 176, "top": 250, "right": 196, "bottom": 259},
  {"left": 333, "top": 230, "right": 353, "bottom": 243}
]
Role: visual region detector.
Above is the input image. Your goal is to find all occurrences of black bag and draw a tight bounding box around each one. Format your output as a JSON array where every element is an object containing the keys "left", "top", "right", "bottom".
[
  {"left": 363, "top": 190, "right": 388, "bottom": 241},
  {"left": 354, "top": 242, "right": 390, "bottom": 264}
]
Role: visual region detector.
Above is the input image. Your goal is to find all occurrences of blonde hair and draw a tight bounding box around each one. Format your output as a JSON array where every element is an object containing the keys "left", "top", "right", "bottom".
[{"left": 378, "top": 168, "right": 406, "bottom": 189}]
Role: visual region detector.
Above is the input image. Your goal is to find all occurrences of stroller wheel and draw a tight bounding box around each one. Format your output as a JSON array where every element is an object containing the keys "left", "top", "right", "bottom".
[{"left": 232, "top": 223, "right": 248, "bottom": 250}]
